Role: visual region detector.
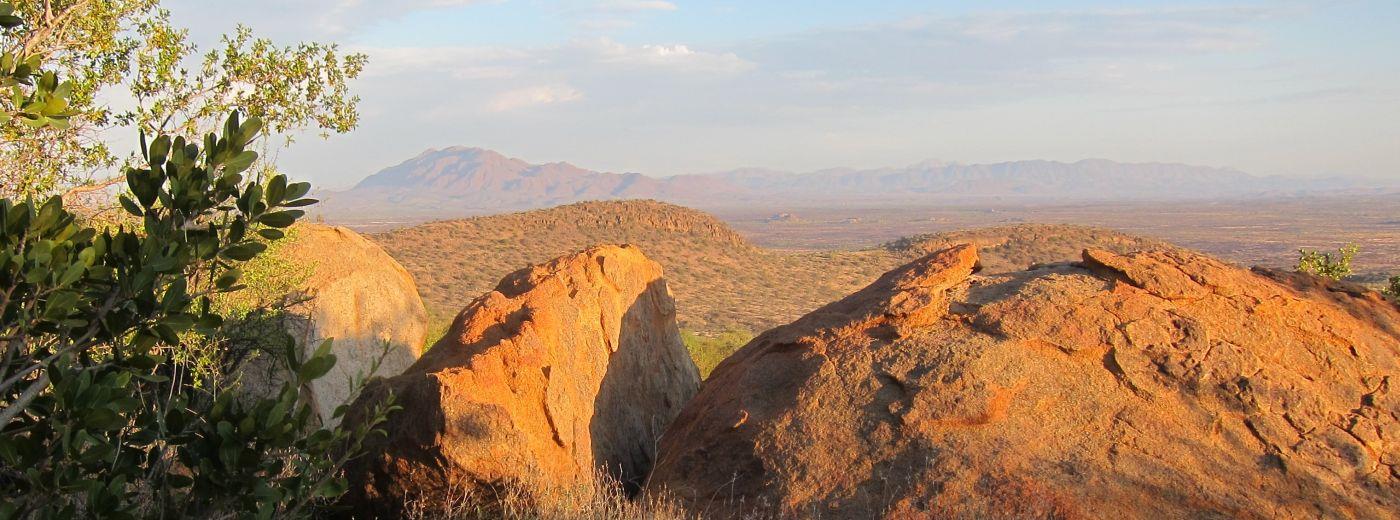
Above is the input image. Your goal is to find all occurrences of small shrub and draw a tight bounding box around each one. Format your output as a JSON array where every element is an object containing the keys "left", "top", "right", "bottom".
[
  {"left": 1385, "top": 275, "right": 1399, "bottom": 302},
  {"left": 681, "top": 329, "right": 754, "bottom": 379},
  {"left": 1296, "top": 244, "right": 1358, "bottom": 280}
]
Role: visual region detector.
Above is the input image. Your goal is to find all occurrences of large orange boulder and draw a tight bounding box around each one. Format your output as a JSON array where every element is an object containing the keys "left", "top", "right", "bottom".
[
  {"left": 343, "top": 245, "right": 700, "bottom": 514},
  {"left": 647, "top": 245, "right": 1400, "bottom": 518}
]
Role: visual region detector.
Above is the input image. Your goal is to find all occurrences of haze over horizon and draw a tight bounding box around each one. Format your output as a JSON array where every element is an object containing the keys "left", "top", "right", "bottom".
[{"left": 165, "top": 0, "right": 1400, "bottom": 190}]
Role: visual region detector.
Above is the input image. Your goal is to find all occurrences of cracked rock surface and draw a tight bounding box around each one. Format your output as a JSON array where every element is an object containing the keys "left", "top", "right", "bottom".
[
  {"left": 646, "top": 245, "right": 1400, "bottom": 519},
  {"left": 342, "top": 245, "right": 700, "bottom": 515}
]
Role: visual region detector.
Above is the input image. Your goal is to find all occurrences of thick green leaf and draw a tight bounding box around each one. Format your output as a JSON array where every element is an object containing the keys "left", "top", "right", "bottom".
[
  {"left": 214, "top": 268, "right": 242, "bottom": 289},
  {"left": 256, "top": 210, "right": 302, "bottom": 228},
  {"left": 148, "top": 135, "right": 172, "bottom": 169},
  {"left": 281, "top": 197, "right": 319, "bottom": 208},
  {"left": 220, "top": 241, "right": 267, "bottom": 261},
  {"left": 266, "top": 174, "right": 287, "bottom": 205},
  {"left": 222, "top": 150, "right": 258, "bottom": 175},
  {"left": 297, "top": 354, "right": 336, "bottom": 382},
  {"left": 284, "top": 181, "right": 312, "bottom": 200},
  {"left": 313, "top": 338, "right": 334, "bottom": 359}
]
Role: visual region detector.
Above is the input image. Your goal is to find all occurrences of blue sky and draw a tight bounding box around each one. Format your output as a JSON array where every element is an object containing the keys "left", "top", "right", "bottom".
[{"left": 166, "top": 0, "right": 1400, "bottom": 189}]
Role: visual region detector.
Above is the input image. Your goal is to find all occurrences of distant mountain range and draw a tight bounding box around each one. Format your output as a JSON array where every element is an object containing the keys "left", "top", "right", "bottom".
[{"left": 315, "top": 146, "right": 1392, "bottom": 220}]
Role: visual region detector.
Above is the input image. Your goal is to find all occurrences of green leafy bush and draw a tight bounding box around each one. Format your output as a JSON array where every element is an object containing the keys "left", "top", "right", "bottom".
[
  {"left": 0, "top": 110, "right": 394, "bottom": 518},
  {"left": 0, "top": 4, "right": 390, "bottom": 516},
  {"left": 1385, "top": 275, "right": 1399, "bottom": 302},
  {"left": 1296, "top": 244, "right": 1358, "bottom": 281}
]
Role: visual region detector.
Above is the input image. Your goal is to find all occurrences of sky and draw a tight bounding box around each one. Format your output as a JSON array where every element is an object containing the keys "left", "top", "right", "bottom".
[{"left": 164, "top": 0, "right": 1400, "bottom": 189}]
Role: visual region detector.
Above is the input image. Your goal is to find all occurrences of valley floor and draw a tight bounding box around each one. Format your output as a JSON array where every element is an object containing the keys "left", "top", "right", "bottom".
[{"left": 714, "top": 194, "right": 1400, "bottom": 281}]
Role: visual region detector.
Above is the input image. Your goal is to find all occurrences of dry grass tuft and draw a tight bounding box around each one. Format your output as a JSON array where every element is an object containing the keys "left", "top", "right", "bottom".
[{"left": 397, "top": 469, "right": 694, "bottom": 520}]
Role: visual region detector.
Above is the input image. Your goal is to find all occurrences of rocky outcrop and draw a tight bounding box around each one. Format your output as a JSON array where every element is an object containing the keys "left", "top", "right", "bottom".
[
  {"left": 343, "top": 245, "right": 701, "bottom": 514},
  {"left": 646, "top": 245, "right": 1400, "bottom": 518},
  {"left": 887, "top": 223, "right": 1174, "bottom": 273},
  {"left": 237, "top": 224, "right": 427, "bottom": 425}
]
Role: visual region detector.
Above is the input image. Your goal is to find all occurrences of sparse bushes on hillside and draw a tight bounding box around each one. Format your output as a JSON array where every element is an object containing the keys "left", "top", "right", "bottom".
[
  {"left": 376, "top": 213, "right": 1188, "bottom": 338},
  {"left": 1296, "top": 244, "right": 1358, "bottom": 280},
  {"left": 372, "top": 200, "right": 896, "bottom": 335},
  {"left": 1385, "top": 275, "right": 1400, "bottom": 303}
]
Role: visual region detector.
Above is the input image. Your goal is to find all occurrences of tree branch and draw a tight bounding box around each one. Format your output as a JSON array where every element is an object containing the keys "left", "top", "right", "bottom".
[{"left": 0, "top": 371, "right": 47, "bottom": 428}]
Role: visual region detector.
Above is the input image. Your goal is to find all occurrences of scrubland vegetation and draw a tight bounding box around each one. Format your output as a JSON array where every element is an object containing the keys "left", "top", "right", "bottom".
[
  {"left": 375, "top": 206, "right": 1173, "bottom": 337},
  {"left": 373, "top": 200, "right": 900, "bottom": 334}
]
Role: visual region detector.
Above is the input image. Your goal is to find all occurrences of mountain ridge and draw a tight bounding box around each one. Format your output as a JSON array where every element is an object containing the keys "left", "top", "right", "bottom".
[{"left": 317, "top": 147, "right": 1391, "bottom": 220}]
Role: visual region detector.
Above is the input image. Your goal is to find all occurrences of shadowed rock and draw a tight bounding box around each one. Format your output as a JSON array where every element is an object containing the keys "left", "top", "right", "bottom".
[
  {"left": 343, "top": 245, "right": 700, "bottom": 515},
  {"left": 236, "top": 224, "right": 427, "bottom": 425},
  {"left": 646, "top": 245, "right": 1400, "bottom": 519}
]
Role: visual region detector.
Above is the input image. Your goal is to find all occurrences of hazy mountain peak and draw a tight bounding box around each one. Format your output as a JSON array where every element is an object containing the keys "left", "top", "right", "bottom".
[
  {"left": 417, "top": 146, "right": 505, "bottom": 160},
  {"left": 319, "top": 147, "right": 1386, "bottom": 221}
]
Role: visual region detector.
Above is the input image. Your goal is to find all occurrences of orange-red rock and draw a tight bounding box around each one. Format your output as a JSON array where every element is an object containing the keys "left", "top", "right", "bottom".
[
  {"left": 343, "top": 245, "right": 700, "bottom": 514},
  {"left": 647, "top": 245, "right": 1400, "bottom": 519}
]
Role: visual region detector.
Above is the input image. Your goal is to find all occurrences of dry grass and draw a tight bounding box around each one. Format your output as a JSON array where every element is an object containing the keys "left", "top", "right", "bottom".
[
  {"left": 395, "top": 470, "right": 694, "bottom": 520},
  {"left": 372, "top": 200, "right": 1171, "bottom": 337}
]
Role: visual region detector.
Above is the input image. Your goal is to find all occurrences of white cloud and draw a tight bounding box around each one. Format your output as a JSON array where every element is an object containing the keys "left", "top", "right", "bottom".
[
  {"left": 592, "top": 0, "right": 678, "bottom": 13},
  {"left": 732, "top": 6, "right": 1282, "bottom": 105},
  {"left": 583, "top": 38, "right": 754, "bottom": 74},
  {"left": 487, "top": 85, "right": 583, "bottom": 112}
]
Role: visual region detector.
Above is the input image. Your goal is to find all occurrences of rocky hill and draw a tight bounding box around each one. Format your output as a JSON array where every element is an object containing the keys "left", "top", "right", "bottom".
[
  {"left": 371, "top": 200, "right": 894, "bottom": 334},
  {"left": 370, "top": 201, "right": 1176, "bottom": 336},
  {"left": 886, "top": 224, "right": 1174, "bottom": 273},
  {"left": 316, "top": 147, "right": 1388, "bottom": 221},
  {"left": 647, "top": 245, "right": 1400, "bottom": 518}
]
